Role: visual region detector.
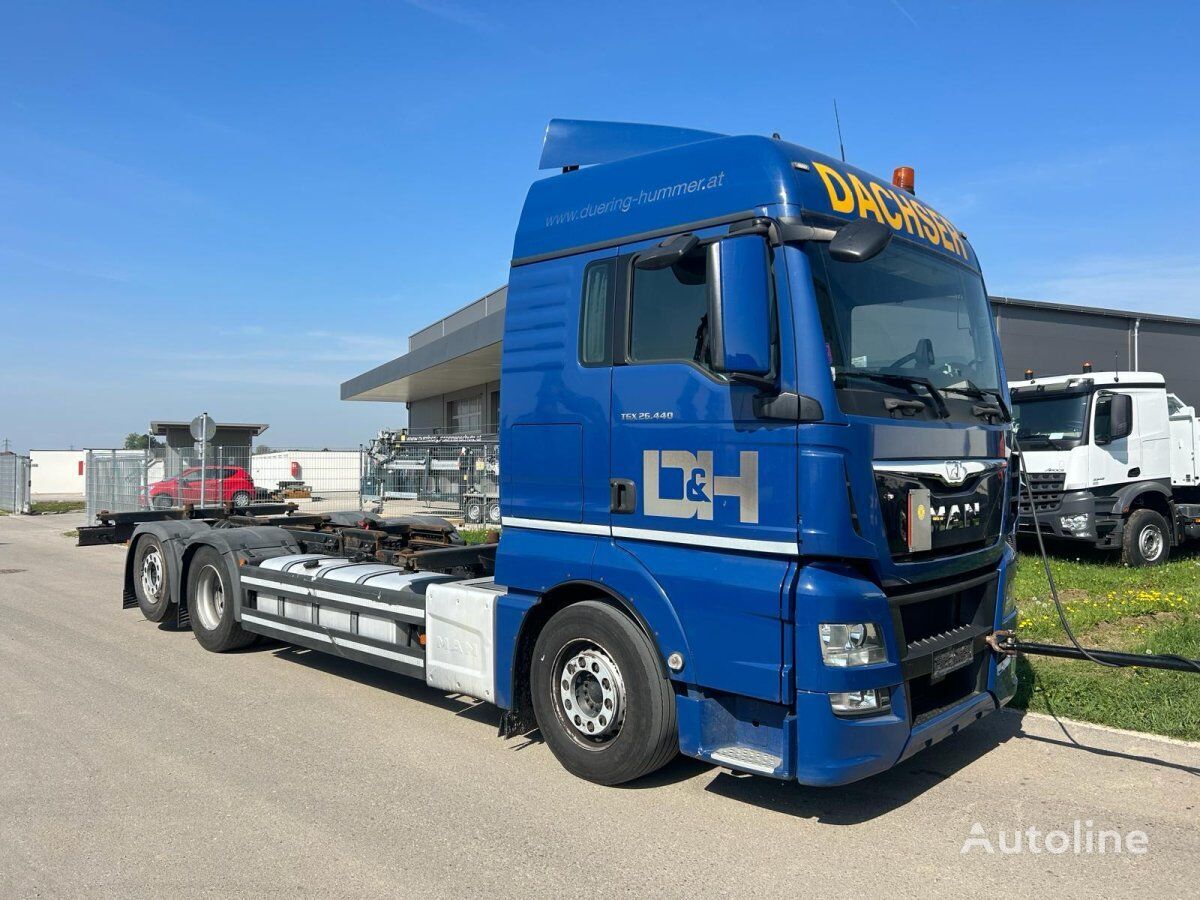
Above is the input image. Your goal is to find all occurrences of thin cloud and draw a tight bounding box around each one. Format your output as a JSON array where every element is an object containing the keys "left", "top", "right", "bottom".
[
  {"left": 1011, "top": 256, "right": 1200, "bottom": 318},
  {"left": 888, "top": 0, "right": 919, "bottom": 28},
  {"left": 404, "top": 0, "right": 492, "bottom": 31}
]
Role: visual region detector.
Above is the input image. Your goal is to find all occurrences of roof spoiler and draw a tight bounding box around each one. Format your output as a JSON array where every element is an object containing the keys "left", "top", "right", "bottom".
[{"left": 538, "top": 118, "right": 726, "bottom": 170}]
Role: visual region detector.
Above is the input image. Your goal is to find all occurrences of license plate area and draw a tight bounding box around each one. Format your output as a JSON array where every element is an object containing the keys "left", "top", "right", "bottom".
[{"left": 932, "top": 639, "right": 974, "bottom": 680}]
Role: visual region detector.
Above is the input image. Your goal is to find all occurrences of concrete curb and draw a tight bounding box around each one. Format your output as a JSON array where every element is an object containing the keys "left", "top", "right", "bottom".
[{"left": 1001, "top": 706, "right": 1200, "bottom": 749}]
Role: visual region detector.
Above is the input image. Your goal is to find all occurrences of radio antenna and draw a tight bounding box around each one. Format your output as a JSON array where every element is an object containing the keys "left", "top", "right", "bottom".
[{"left": 833, "top": 99, "right": 846, "bottom": 162}]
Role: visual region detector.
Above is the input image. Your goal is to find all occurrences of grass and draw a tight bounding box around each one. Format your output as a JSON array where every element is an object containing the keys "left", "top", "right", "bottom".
[
  {"left": 458, "top": 527, "right": 497, "bottom": 545},
  {"left": 29, "top": 500, "right": 85, "bottom": 515},
  {"left": 1009, "top": 542, "right": 1200, "bottom": 741}
]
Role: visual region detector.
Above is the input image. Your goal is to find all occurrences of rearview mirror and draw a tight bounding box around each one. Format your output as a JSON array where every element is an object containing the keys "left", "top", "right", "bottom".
[
  {"left": 829, "top": 218, "right": 893, "bottom": 263},
  {"left": 710, "top": 235, "right": 771, "bottom": 377},
  {"left": 1096, "top": 392, "right": 1134, "bottom": 444}
]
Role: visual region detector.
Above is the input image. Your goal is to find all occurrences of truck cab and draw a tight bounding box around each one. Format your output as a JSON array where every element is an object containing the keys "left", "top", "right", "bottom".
[
  {"left": 1011, "top": 369, "right": 1200, "bottom": 564},
  {"left": 493, "top": 120, "right": 1018, "bottom": 785}
]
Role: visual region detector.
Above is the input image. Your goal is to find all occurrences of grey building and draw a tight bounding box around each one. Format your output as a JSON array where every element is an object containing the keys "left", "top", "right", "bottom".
[
  {"left": 150, "top": 420, "right": 269, "bottom": 471},
  {"left": 342, "top": 289, "right": 1200, "bottom": 425},
  {"left": 990, "top": 297, "right": 1200, "bottom": 406}
]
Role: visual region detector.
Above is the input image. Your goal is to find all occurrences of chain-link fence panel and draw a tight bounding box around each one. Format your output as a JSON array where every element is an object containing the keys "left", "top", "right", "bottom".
[
  {"left": 81, "top": 436, "right": 503, "bottom": 525},
  {"left": 84, "top": 449, "right": 151, "bottom": 521},
  {"left": 0, "top": 454, "right": 32, "bottom": 514},
  {"left": 362, "top": 431, "right": 500, "bottom": 525}
]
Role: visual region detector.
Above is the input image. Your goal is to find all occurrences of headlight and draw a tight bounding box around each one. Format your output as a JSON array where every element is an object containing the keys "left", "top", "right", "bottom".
[
  {"left": 1060, "top": 513, "right": 1090, "bottom": 533},
  {"left": 819, "top": 622, "right": 886, "bottom": 667},
  {"left": 830, "top": 688, "right": 890, "bottom": 716}
]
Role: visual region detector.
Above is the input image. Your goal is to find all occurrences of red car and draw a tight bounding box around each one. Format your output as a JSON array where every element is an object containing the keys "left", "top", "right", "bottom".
[{"left": 145, "top": 466, "right": 255, "bottom": 509}]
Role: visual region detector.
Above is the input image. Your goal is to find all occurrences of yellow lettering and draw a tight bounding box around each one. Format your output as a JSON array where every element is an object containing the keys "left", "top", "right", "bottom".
[
  {"left": 871, "top": 183, "right": 904, "bottom": 230},
  {"left": 813, "top": 162, "right": 854, "bottom": 213},
  {"left": 912, "top": 200, "right": 941, "bottom": 246},
  {"left": 848, "top": 174, "right": 884, "bottom": 223},
  {"left": 890, "top": 189, "right": 924, "bottom": 238}
]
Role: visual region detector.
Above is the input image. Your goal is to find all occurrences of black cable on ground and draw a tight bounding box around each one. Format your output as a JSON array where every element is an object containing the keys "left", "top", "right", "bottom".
[{"left": 1012, "top": 436, "right": 1200, "bottom": 675}]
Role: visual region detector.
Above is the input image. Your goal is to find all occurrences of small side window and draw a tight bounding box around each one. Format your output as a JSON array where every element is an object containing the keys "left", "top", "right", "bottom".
[
  {"left": 580, "top": 259, "right": 614, "bottom": 365},
  {"left": 629, "top": 247, "right": 712, "bottom": 368}
]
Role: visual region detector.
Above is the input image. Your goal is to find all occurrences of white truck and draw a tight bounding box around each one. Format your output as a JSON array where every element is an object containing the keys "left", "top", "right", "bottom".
[{"left": 1009, "top": 368, "right": 1200, "bottom": 565}]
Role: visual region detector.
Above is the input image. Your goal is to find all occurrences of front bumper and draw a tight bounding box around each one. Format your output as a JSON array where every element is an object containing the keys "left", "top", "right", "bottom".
[
  {"left": 676, "top": 550, "right": 1019, "bottom": 785},
  {"left": 1017, "top": 490, "right": 1121, "bottom": 547}
]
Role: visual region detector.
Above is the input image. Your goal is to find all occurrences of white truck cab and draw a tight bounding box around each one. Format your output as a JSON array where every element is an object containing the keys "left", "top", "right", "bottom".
[{"left": 1009, "top": 369, "right": 1200, "bottom": 565}]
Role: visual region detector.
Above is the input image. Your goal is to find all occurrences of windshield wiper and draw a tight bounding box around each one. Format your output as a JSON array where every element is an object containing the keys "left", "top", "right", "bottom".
[
  {"left": 836, "top": 371, "right": 949, "bottom": 418},
  {"left": 942, "top": 380, "right": 1011, "bottom": 421}
]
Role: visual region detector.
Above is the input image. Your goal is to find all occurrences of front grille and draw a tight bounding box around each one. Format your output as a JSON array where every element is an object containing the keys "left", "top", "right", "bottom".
[
  {"left": 875, "top": 465, "right": 1006, "bottom": 560},
  {"left": 887, "top": 569, "right": 998, "bottom": 724},
  {"left": 907, "top": 655, "right": 987, "bottom": 726},
  {"left": 891, "top": 571, "right": 996, "bottom": 646},
  {"left": 1018, "top": 472, "right": 1065, "bottom": 513}
]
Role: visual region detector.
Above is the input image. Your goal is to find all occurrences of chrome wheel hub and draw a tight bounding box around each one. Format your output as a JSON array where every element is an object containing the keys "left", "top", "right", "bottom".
[
  {"left": 140, "top": 548, "right": 164, "bottom": 599},
  {"left": 558, "top": 644, "right": 625, "bottom": 742},
  {"left": 195, "top": 565, "right": 225, "bottom": 631},
  {"left": 1139, "top": 525, "right": 1164, "bottom": 561}
]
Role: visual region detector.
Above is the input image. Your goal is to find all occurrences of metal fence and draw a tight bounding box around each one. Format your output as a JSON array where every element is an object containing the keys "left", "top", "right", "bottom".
[
  {"left": 363, "top": 431, "right": 500, "bottom": 525},
  {"left": 0, "top": 454, "right": 32, "bottom": 514},
  {"left": 82, "top": 435, "right": 501, "bottom": 526}
]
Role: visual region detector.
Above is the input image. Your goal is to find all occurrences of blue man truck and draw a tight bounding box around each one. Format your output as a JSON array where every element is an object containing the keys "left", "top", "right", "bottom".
[{"left": 83, "top": 120, "right": 1019, "bottom": 786}]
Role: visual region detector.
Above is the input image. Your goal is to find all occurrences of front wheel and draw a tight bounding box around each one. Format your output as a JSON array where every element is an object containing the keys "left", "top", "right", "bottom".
[
  {"left": 152, "top": 494, "right": 174, "bottom": 510},
  {"left": 530, "top": 600, "right": 678, "bottom": 785},
  {"left": 1122, "top": 509, "right": 1171, "bottom": 567},
  {"left": 187, "top": 546, "right": 256, "bottom": 652}
]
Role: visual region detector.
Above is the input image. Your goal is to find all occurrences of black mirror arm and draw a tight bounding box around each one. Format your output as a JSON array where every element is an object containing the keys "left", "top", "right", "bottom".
[{"left": 754, "top": 391, "right": 823, "bottom": 422}]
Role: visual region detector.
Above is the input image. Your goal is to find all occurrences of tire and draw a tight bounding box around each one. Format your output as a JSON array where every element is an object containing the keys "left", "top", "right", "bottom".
[
  {"left": 463, "top": 499, "right": 484, "bottom": 525},
  {"left": 530, "top": 600, "right": 678, "bottom": 785},
  {"left": 152, "top": 494, "right": 174, "bottom": 510},
  {"left": 133, "top": 536, "right": 175, "bottom": 623},
  {"left": 486, "top": 500, "right": 501, "bottom": 525},
  {"left": 230, "top": 491, "right": 251, "bottom": 509},
  {"left": 1122, "top": 509, "right": 1171, "bottom": 567},
  {"left": 187, "top": 546, "right": 256, "bottom": 652}
]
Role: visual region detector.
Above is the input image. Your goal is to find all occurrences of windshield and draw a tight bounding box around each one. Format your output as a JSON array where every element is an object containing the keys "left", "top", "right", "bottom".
[
  {"left": 1012, "top": 392, "right": 1090, "bottom": 449},
  {"left": 806, "top": 239, "right": 1002, "bottom": 395}
]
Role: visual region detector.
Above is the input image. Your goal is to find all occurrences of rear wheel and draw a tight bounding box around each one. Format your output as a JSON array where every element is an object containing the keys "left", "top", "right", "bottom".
[
  {"left": 1122, "top": 509, "right": 1171, "bottom": 567},
  {"left": 152, "top": 494, "right": 174, "bottom": 510},
  {"left": 230, "top": 490, "right": 251, "bottom": 508},
  {"left": 187, "top": 546, "right": 256, "bottom": 652},
  {"left": 530, "top": 600, "right": 677, "bottom": 785},
  {"left": 463, "top": 498, "right": 484, "bottom": 524},
  {"left": 486, "top": 500, "right": 501, "bottom": 525},
  {"left": 133, "top": 536, "right": 175, "bottom": 622}
]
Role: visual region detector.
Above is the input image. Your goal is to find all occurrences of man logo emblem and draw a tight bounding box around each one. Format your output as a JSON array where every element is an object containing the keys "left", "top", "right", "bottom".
[
  {"left": 944, "top": 460, "right": 966, "bottom": 485},
  {"left": 643, "top": 450, "right": 758, "bottom": 523}
]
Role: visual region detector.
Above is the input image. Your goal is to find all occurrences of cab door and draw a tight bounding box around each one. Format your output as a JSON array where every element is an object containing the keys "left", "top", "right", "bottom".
[{"left": 604, "top": 231, "right": 798, "bottom": 703}]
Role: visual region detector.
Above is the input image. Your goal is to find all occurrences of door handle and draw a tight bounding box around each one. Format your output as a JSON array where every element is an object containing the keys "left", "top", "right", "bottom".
[{"left": 610, "top": 478, "right": 637, "bottom": 514}]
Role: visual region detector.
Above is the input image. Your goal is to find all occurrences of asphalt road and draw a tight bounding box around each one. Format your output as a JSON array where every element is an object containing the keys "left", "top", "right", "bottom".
[{"left": 2, "top": 513, "right": 1197, "bottom": 898}]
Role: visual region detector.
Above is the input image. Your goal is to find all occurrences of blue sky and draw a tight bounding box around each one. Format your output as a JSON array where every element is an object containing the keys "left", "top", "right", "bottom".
[{"left": 2, "top": 0, "right": 1197, "bottom": 451}]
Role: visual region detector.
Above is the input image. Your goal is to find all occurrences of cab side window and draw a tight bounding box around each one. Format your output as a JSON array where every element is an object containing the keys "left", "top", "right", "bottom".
[
  {"left": 1094, "top": 393, "right": 1113, "bottom": 439},
  {"left": 628, "top": 249, "right": 712, "bottom": 369},
  {"left": 579, "top": 259, "right": 615, "bottom": 366}
]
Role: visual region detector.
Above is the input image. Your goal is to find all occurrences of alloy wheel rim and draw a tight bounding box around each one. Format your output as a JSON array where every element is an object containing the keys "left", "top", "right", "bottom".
[
  {"left": 195, "top": 565, "right": 225, "bottom": 631},
  {"left": 141, "top": 548, "right": 164, "bottom": 599},
  {"left": 554, "top": 641, "right": 626, "bottom": 746}
]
